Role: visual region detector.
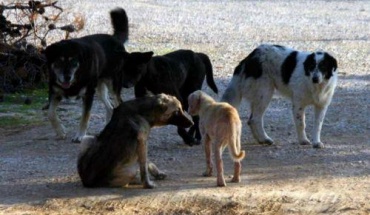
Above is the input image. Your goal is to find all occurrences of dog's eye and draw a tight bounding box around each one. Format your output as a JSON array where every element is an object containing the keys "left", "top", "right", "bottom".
[
  {"left": 309, "top": 63, "right": 316, "bottom": 71},
  {"left": 174, "top": 109, "right": 181, "bottom": 116},
  {"left": 319, "top": 64, "right": 327, "bottom": 71},
  {"left": 70, "top": 58, "right": 79, "bottom": 67}
]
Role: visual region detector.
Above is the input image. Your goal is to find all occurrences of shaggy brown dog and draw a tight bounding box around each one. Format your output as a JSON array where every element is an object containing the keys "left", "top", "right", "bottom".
[
  {"left": 188, "top": 90, "right": 245, "bottom": 187},
  {"left": 78, "top": 93, "right": 193, "bottom": 188}
]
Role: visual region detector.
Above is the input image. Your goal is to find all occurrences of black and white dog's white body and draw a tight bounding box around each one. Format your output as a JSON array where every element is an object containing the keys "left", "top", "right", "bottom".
[
  {"left": 44, "top": 8, "right": 148, "bottom": 142},
  {"left": 222, "top": 44, "right": 338, "bottom": 148}
]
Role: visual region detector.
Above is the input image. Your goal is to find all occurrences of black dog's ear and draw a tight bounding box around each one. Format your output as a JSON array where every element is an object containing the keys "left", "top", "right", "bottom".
[
  {"left": 144, "top": 88, "right": 155, "bottom": 97},
  {"left": 134, "top": 51, "right": 153, "bottom": 63},
  {"left": 121, "top": 51, "right": 153, "bottom": 64}
]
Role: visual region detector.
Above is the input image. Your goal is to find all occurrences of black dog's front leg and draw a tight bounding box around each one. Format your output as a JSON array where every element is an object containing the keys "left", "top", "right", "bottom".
[
  {"left": 72, "top": 90, "right": 94, "bottom": 143},
  {"left": 178, "top": 127, "right": 200, "bottom": 146},
  {"left": 187, "top": 115, "right": 201, "bottom": 142}
]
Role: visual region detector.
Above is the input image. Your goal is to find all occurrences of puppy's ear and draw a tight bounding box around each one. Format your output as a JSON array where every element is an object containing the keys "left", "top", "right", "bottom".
[{"left": 188, "top": 92, "right": 201, "bottom": 115}]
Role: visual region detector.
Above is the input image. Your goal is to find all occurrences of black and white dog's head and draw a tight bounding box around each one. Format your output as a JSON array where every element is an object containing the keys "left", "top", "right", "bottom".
[
  {"left": 44, "top": 40, "right": 82, "bottom": 89},
  {"left": 303, "top": 52, "right": 338, "bottom": 84}
]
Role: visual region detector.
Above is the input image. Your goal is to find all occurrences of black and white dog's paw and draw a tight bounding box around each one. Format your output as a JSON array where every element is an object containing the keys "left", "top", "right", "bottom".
[{"left": 313, "top": 142, "right": 325, "bottom": 149}]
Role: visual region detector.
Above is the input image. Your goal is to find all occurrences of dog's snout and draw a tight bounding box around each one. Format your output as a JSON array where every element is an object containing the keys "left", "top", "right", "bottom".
[
  {"left": 312, "top": 76, "right": 319, "bottom": 83},
  {"left": 168, "top": 110, "right": 194, "bottom": 128},
  {"left": 64, "top": 75, "right": 72, "bottom": 82}
]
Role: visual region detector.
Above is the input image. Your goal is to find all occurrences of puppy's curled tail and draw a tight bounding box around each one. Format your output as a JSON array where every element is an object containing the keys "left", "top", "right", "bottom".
[
  {"left": 230, "top": 148, "right": 245, "bottom": 162},
  {"left": 197, "top": 52, "right": 218, "bottom": 94},
  {"left": 229, "top": 125, "right": 245, "bottom": 161},
  {"left": 110, "top": 7, "right": 129, "bottom": 43}
]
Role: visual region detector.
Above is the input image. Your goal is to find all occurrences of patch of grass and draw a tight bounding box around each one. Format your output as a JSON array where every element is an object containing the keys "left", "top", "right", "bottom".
[{"left": 0, "top": 88, "right": 48, "bottom": 127}]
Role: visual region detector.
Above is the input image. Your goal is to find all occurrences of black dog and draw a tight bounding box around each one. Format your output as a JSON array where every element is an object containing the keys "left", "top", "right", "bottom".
[
  {"left": 77, "top": 93, "right": 193, "bottom": 188},
  {"left": 44, "top": 8, "right": 152, "bottom": 142},
  {"left": 121, "top": 49, "right": 219, "bottom": 146}
]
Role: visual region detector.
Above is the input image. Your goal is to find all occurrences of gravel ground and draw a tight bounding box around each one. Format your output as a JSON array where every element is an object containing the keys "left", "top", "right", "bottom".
[{"left": 1, "top": 1, "right": 369, "bottom": 214}]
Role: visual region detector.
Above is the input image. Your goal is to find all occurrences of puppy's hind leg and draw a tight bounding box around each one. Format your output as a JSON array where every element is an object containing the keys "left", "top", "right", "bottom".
[
  {"left": 231, "top": 127, "right": 243, "bottom": 183},
  {"left": 215, "top": 142, "right": 226, "bottom": 187},
  {"left": 202, "top": 134, "right": 213, "bottom": 177},
  {"left": 248, "top": 84, "right": 274, "bottom": 145}
]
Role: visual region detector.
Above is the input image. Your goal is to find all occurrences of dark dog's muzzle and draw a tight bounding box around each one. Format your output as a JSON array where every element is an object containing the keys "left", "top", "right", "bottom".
[{"left": 168, "top": 111, "right": 194, "bottom": 128}]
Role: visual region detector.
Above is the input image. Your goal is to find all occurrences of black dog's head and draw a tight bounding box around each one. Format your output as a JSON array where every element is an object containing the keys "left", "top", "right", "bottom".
[
  {"left": 151, "top": 93, "right": 193, "bottom": 128},
  {"left": 304, "top": 52, "right": 338, "bottom": 84},
  {"left": 44, "top": 40, "right": 84, "bottom": 89},
  {"left": 120, "top": 51, "right": 153, "bottom": 88}
]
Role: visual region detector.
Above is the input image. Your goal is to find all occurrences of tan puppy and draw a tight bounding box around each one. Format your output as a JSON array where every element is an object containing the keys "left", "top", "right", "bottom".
[{"left": 188, "top": 90, "right": 245, "bottom": 187}]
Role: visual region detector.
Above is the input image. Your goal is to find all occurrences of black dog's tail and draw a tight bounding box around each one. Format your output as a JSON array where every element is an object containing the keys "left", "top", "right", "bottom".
[
  {"left": 110, "top": 7, "right": 129, "bottom": 43},
  {"left": 197, "top": 52, "right": 218, "bottom": 94}
]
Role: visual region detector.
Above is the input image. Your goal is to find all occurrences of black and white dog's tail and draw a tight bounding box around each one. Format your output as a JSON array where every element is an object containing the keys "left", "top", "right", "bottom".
[
  {"left": 110, "top": 7, "right": 129, "bottom": 43},
  {"left": 197, "top": 52, "right": 219, "bottom": 94}
]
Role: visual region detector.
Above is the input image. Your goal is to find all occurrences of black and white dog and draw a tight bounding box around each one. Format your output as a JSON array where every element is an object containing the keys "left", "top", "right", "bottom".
[
  {"left": 44, "top": 8, "right": 151, "bottom": 142},
  {"left": 121, "top": 49, "right": 219, "bottom": 146},
  {"left": 222, "top": 44, "right": 338, "bottom": 148}
]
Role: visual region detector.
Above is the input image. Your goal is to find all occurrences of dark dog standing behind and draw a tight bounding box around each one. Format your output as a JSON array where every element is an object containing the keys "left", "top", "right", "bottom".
[
  {"left": 44, "top": 8, "right": 152, "bottom": 142},
  {"left": 121, "top": 49, "right": 219, "bottom": 146},
  {"left": 77, "top": 94, "right": 193, "bottom": 188}
]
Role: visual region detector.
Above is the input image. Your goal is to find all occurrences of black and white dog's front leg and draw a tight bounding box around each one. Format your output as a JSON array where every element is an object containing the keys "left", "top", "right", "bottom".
[
  {"left": 48, "top": 94, "right": 66, "bottom": 140},
  {"left": 292, "top": 101, "right": 311, "bottom": 146},
  {"left": 312, "top": 105, "right": 328, "bottom": 149},
  {"left": 72, "top": 91, "right": 94, "bottom": 143}
]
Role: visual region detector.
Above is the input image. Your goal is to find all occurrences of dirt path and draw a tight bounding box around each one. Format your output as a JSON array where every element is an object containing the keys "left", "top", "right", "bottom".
[{"left": 1, "top": 1, "right": 369, "bottom": 214}]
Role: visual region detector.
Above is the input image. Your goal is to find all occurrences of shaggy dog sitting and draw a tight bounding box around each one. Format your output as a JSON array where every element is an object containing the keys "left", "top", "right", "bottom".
[
  {"left": 188, "top": 90, "right": 245, "bottom": 187},
  {"left": 78, "top": 93, "right": 193, "bottom": 188},
  {"left": 222, "top": 44, "right": 338, "bottom": 148}
]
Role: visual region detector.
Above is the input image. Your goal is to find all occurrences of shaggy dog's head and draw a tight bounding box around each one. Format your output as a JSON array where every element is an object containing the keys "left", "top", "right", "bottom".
[
  {"left": 154, "top": 93, "right": 194, "bottom": 128},
  {"left": 304, "top": 52, "right": 338, "bottom": 84}
]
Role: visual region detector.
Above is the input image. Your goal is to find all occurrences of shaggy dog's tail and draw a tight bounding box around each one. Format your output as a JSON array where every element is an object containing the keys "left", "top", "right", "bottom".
[
  {"left": 110, "top": 7, "right": 129, "bottom": 43},
  {"left": 197, "top": 52, "right": 218, "bottom": 94}
]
